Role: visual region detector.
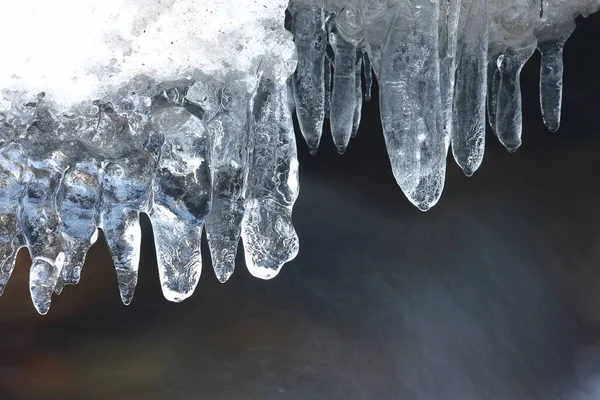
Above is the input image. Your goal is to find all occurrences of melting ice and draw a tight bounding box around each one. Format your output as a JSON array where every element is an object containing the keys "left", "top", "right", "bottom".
[{"left": 0, "top": 0, "right": 598, "bottom": 313}]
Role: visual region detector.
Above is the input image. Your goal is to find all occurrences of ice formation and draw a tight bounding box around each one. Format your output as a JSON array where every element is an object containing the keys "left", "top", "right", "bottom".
[{"left": 0, "top": 0, "right": 598, "bottom": 313}]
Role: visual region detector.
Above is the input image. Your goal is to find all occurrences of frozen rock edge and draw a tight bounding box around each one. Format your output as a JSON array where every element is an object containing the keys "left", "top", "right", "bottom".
[{"left": 0, "top": 0, "right": 599, "bottom": 313}]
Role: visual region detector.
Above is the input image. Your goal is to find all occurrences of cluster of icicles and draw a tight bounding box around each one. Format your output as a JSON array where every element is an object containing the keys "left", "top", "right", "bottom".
[
  {"left": 0, "top": 0, "right": 599, "bottom": 314},
  {"left": 289, "top": 0, "right": 599, "bottom": 209}
]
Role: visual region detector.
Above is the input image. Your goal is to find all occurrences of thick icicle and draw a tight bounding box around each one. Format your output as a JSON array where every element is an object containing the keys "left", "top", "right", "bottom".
[
  {"left": 150, "top": 106, "right": 210, "bottom": 302},
  {"left": 495, "top": 42, "right": 537, "bottom": 152},
  {"left": 538, "top": 39, "right": 565, "bottom": 132},
  {"left": 101, "top": 155, "right": 151, "bottom": 305},
  {"left": 379, "top": 0, "right": 446, "bottom": 211},
  {"left": 242, "top": 76, "right": 299, "bottom": 279},
  {"left": 0, "top": 143, "right": 27, "bottom": 295},
  {"left": 22, "top": 155, "right": 68, "bottom": 315},
  {"left": 205, "top": 82, "right": 249, "bottom": 284},
  {"left": 351, "top": 50, "right": 363, "bottom": 138},
  {"left": 451, "top": 0, "right": 489, "bottom": 176},
  {"left": 55, "top": 160, "right": 101, "bottom": 294},
  {"left": 329, "top": 8, "right": 361, "bottom": 154},
  {"left": 290, "top": 1, "right": 327, "bottom": 154}
]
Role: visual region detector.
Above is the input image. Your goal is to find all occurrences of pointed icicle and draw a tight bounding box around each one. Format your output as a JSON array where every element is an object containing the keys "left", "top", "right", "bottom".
[
  {"left": 21, "top": 155, "right": 68, "bottom": 315},
  {"left": 379, "top": 0, "right": 446, "bottom": 211},
  {"left": 495, "top": 42, "right": 536, "bottom": 152},
  {"left": 150, "top": 106, "right": 210, "bottom": 302},
  {"left": 242, "top": 76, "right": 299, "bottom": 279},
  {"left": 101, "top": 155, "right": 152, "bottom": 305},
  {"left": 0, "top": 143, "right": 27, "bottom": 295},
  {"left": 363, "top": 50, "right": 372, "bottom": 102},
  {"left": 351, "top": 49, "right": 363, "bottom": 138},
  {"left": 537, "top": 24, "right": 573, "bottom": 132},
  {"left": 451, "top": 0, "right": 488, "bottom": 176},
  {"left": 55, "top": 161, "right": 101, "bottom": 294},
  {"left": 290, "top": 2, "right": 327, "bottom": 154},
  {"left": 205, "top": 82, "right": 249, "bottom": 284},
  {"left": 329, "top": 10, "right": 359, "bottom": 154}
]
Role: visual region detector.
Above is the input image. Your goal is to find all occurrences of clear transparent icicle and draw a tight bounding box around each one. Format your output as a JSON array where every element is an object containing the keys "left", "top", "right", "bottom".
[
  {"left": 100, "top": 154, "right": 152, "bottom": 305},
  {"left": 22, "top": 155, "right": 68, "bottom": 315},
  {"left": 538, "top": 38, "right": 565, "bottom": 132},
  {"left": 242, "top": 76, "right": 299, "bottom": 279},
  {"left": 205, "top": 81, "right": 249, "bottom": 284},
  {"left": 290, "top": 1, "right": 327, "bottom": 154},
  {"left": 55, "top": 161, "right": 101, "bottom": 294},
  {"left": 451, "top": 0, "right": 489, "bottom": 176},
  {"left": 150, "top": 106, "right": 210, "bottom": 302},
  {"left": 537, "top": 23, "right": 574, "bottom": 132},
  {"left": 495, "top": 41, "right": 537, "bottom": 152},
  {"left": 329, "top": 21, "right": 358, "bottom": 153},
  {"left": 379, "top": 0, "right": 446, "bottom": 211}
]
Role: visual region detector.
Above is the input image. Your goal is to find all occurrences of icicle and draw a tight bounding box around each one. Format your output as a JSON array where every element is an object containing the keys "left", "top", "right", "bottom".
[
  {"left": 149, "top": 106, "right": 209, "bottom": 303},
  {"left": 451, "top": 0, "right": 488, "bottom": 176},
  {"left": 379, "top": 0, "right": 446, "bottom": 211},
  {"left": 363, "top": 49, "right": 372, "bottom": 102},
  {"left": 101, "top": 155, "right": 151, "bottom": 305},
  {"left": 242, "top": 76, "right": 299, "bottom": 279},
  {"left": 55, "top": 160, "right": 101, "bottom": 294},
  {"left": 290, "top": 2, "right": 327, "bottom": 154},
  {"left": 329, "top": 22, "right": 357, "bottom": 154},
  {"left": 0, "top": 143, "right": 27, "bottom": 295},
  {"left": 537, "top": 38, "right": 565, "bottom": 132},
  {"left": 495, "top": 41, "right": 537, "bottom": 152},
  {"left": 351, "top": 49, "right": 363, "bottom": 138},
  {"left": 537, "top": 22, "right": 574, "bottom": 133},
  {"left": 21, "top": 155, "right": 68, "bottom": 315},
  {"left": 205, "top": 82, "right": 249, "bottom": 284}
]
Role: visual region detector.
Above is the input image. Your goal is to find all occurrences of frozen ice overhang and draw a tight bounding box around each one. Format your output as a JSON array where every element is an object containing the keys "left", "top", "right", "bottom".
[{"left": 0, "top": 0, "right": 598, "bottom": 313}]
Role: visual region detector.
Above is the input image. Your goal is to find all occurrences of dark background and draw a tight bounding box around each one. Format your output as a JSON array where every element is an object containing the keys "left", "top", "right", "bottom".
[{"left": 0, "top": 13, "right": 599, "bottom": 400}]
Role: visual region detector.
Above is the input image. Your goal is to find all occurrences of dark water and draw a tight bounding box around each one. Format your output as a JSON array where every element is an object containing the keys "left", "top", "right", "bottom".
[{"left": 0, "top": 13, "right": 600, "bottom": 400}]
